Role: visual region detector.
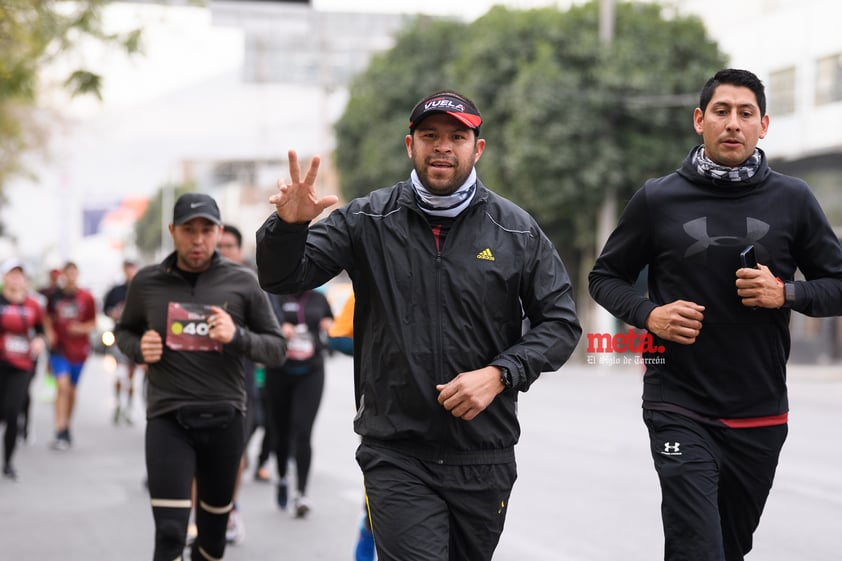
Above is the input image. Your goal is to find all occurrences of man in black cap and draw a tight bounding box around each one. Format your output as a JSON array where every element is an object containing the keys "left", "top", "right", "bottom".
[
  {"left": 116, "top": 192, "right": 286, "bottom": 561},
  {"left": 256, "top": 91, "right": 581, "bottom": 561}
]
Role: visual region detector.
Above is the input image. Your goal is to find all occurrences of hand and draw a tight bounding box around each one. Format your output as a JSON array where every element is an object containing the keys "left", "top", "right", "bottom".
[
  {"left": 269, "top": 150, "right": 338, "bottom": 224},
  {"left": 645, "top": 299, "right": 705, "bottom": 345},
  {"left": 140, "top": 330, "right": 163, "bottom": 364},
  {"left": 736, "top": 264, "right": 785, "bottom": 308},
  {"left": 66, "top": 321, "right": 91, "bottom": 336},
  {"left": 30, "top": 336, "right": 46, "bottom": 358},
  {"left": 436, "top": 366, "right": 504, "bottom": 421},
  {"left": 44, "top": 326, "right": 56, "bottom": 349},
  {"left": 281, "top": 322, "right": 296, "bottom": 339},
  {"left": 207, "top": 306, "right": 236, "bottom": 344}
]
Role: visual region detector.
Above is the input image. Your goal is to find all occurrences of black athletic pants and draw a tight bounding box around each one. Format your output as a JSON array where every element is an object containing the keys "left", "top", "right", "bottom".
[
  {"left": 145, "top": 410, "right": 244, "bottom": 561},
  {"left": 255, "top": 386, "right": 275, "bottom": 468},
  {"left": 0, "top": 365, "right": 30, "bottom": 468},
  {"left": 264, "top": 366, "right": 324, "bottom": 494},
  {"left": 356, "top": 442, "right": 517, "bottom": 561},
  {"left": 644, "top": 409, "right": 788, "bottom": 561}
]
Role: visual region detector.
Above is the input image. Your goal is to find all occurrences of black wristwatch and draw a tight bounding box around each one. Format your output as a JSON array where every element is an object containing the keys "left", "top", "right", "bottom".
[
  {"left": 499, "top": 367, "right": 513, "bottom": 389},
  {"left": 783, "top": 281, "right": 796, "bottom": 308}
]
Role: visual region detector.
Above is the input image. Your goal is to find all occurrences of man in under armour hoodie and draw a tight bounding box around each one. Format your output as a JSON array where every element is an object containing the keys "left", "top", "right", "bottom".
[
  {"left": 256, "top": 91, "right": 581, "bottom": 561},
  {"left": 589, "top": 69, "right": 842, "bottom": 561}
]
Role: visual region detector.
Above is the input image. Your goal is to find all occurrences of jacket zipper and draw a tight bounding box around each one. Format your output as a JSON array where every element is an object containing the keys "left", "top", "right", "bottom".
[{"left": 431, "top": 223, "right": 444, "bottom": 387}]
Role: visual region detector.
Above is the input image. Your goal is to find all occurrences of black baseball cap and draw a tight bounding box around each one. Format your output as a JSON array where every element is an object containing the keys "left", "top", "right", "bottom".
[
  {"left": 173, "top": 193, "right": 222, "bottom": 226},
  {"left": 409, "top": 91, "right": 482, "bottom": 132}
]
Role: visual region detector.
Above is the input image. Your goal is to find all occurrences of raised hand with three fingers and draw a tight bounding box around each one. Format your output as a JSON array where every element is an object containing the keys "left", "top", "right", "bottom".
[{"left": 270, "top": 149, "right": 339, "bottom": 224}]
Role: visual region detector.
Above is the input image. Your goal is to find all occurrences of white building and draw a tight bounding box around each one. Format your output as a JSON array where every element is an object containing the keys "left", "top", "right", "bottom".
[{"left": 674, "top": 0, "right": 842, "bottom": 159}]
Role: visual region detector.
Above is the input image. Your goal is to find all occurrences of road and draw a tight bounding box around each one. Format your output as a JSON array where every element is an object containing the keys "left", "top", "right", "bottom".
[{"left": 1, "top": 353, "right": 840, "bottom": 560}]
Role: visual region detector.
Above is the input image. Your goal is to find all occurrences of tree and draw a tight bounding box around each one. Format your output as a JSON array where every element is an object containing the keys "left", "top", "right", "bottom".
[
  {"left": 333, "top": 1, "right": 727, "bottom": 297},
  {"left": 0, "top": 0, "right": 142, "bottom": 234},
  {"left": 133, "top": 181, "right": 196, "bottom": 260},
  {"left": 334, "top": 16, "right": 467, "bottom": 199}
]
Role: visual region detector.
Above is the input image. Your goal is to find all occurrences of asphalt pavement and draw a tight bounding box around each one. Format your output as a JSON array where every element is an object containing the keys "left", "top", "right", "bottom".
[{"left": 1, "top": 353, "right": 840, "bottom": 560}]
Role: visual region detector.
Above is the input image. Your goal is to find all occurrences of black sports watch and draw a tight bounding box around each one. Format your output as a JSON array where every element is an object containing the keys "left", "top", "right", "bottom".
[
  {"left": 783, "top": 281, "right": 796, "bottom": 308},
  {"left": 499, "top": 367, "right": 513, "bottom": 389}
]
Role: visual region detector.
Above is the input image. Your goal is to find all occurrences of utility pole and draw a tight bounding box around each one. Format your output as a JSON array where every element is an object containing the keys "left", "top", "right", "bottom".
[
  {"left": 599, "top": 0, "right": 614, "bottom": 45},
  {"left": 592, "top": 0, "right": 618, "bottom": 340},
  {"left": 596, "top": 0, "right": 616, "bottom": 251},
  {"left": 160, "top": 179, "right": 174, "bottom": 260}
]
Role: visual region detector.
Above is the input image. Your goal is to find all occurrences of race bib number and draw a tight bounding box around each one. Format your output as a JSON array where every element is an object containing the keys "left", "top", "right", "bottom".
[
  {"left": 2, "top": 334, "right": 30, "bottom": 358},
  {"left": 56, "top": 301, "right": 80, "bottom": 320},
  {"left": 166, "top": 302, "right": 222, "bottom": 352},
  {"left": 287, "top": 324, "right": 315, "bottom": 361}
]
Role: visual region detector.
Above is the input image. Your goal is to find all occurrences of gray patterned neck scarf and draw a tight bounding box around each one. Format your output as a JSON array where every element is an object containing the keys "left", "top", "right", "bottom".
[
  {"left": 410, "top": 168, "right": 477, "bottom": 218},
  {"left": 693, "top": 145, "right": 761, "bottom": 182}
]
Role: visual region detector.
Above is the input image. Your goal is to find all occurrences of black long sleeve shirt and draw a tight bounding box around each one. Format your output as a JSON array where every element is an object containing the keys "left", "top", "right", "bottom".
[{"left": 116, "top": 252, "right": 286, "bottom": 418}]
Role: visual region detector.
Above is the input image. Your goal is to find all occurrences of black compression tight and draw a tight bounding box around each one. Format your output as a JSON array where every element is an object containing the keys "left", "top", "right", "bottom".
[
  {"left": 146, "top": 411, "right": 244, "bottom": 561},
  {"left": 264, "top": 366, "right": 325, "bottom": 494},
  {"left": 0, "top": 366, "right": 29, "bottom": 467}
]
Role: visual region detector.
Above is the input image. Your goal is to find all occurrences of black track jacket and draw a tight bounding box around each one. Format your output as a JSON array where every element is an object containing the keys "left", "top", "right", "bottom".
[
  {"left": 590, "top": 147, "right": 842, "bottom": 421},
  {"left": 257, "top": 178, "right": 581, "bottom": 464}
]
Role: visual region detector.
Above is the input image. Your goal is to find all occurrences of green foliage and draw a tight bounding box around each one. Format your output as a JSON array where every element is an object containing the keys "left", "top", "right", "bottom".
[
  {"left": 134, "top": 182, "right": 196, "bottom": 259},
  {"left": 64, "top": 70, "right": 103, "bottom": 100},
  {"left": 333, "top": 1, "right": 727, "bottom": 287},
  {"left": 334, "top": 16, "right": 469, "bottom": 199},
  {"left": 0, "top": 0, "right": 143, "bottom": 201}
]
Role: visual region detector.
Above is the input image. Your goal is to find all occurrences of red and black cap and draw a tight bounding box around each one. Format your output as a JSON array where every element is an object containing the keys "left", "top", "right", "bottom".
[{"left": 408, "top": 91, "right": 482, "bottom": 132}]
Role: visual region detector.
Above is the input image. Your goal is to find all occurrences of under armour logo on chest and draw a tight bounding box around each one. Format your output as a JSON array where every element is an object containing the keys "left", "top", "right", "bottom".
[{"left": 683, "top": 217, "right": 770, "bottom": 259}]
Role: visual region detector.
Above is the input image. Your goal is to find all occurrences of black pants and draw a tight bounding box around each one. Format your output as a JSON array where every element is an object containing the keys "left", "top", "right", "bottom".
[
  {"left": 256, "top": 387, "right": 275, "bottom": 468},
  {"left": 19, "top": 365, "right": 36, "bottom": 441},
  {"left": 644, "top": 409, "right": 788, "bottom": 561},
  {"left": 0, "top": 365, "right": 30, "bottom": 467},
  {"left": 145, "top": 409, "right": 244, "bottom": 561},
  {"left": 264, "top": 366, "right": 324, "bottom": 494},
  {"left": 356, "top": 443, "right": 517, "bottom": 561}
]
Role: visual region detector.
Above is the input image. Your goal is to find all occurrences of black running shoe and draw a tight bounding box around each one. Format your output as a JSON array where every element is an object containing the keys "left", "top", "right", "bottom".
[
  {"left": 2, "top": 464, "right": 17, "bottom": 480},
  {"left": 277, "top": 480, "right": 288, "bottom": 510}
]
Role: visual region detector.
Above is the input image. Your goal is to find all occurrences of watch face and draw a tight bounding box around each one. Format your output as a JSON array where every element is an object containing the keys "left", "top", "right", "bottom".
[
  {"left": 501, "top": 368, "right": 512, "bottom": 387},
  {"left": 785, "top": 282, "right": 796, "bottom": 304}
]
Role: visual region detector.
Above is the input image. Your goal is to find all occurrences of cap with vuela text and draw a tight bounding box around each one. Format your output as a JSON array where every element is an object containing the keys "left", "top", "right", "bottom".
[{"left": 409, "top": 92, "right": 482, "bottom": 132}]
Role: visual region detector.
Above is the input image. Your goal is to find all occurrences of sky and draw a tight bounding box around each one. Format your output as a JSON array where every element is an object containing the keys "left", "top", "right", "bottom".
[{"left": 311, "top": 0, "right": 563, "bottom": 18}]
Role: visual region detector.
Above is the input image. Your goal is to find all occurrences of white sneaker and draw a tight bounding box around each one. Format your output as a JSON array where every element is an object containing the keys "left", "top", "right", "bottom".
[
  {"left": 186, "top": 522, "right": 197, "bottom": 545},
  {"left": 121, "top": 408, "right": 134, "bottom": 426},
  {"left": 50, "top": 437, "right": 70, "bottom": 451},
  {"left": 226, "top": 508, "right": 245, "bottom": 544},
  {"left": 293, "top": 495, "right": 310, "bottom": 518}
]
